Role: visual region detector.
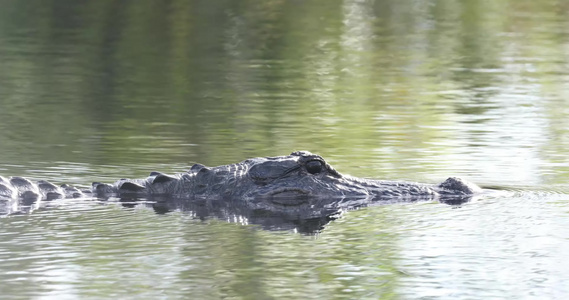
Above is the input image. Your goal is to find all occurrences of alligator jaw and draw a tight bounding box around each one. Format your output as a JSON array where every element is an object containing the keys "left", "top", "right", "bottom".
[{"left": 266, "top": 188, "right": 312, "bottom": 206}]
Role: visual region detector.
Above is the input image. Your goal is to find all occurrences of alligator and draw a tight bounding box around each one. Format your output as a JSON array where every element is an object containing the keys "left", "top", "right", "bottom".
[{"left": 0, "top": 151, "right": 483, "bottom": 232}]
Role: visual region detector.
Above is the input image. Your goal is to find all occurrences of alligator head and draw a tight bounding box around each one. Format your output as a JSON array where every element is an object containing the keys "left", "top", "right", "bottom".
[{"left": 185, "top": 151, "right": 480, "bottom": 207}]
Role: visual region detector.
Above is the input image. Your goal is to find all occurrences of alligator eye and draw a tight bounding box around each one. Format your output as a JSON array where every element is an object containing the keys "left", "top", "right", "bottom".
[{"left": 306, "top": 160, "right": 323, "bottom": 174}]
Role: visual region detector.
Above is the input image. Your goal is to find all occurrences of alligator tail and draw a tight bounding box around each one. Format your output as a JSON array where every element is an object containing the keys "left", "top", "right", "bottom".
[{"left": 0, "top": 175, "right": 87, "bottom": 201}]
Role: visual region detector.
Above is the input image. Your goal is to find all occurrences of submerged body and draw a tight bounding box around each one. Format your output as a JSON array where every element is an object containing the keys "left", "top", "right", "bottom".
[
  {"left": 0, "top": 151, "right": 483, "bottom": 231},
  {"left": 0, "top": 151, "right": 481, "bottom": 204}
]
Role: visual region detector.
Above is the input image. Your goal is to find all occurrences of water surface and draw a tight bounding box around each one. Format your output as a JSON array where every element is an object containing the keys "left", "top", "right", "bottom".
[{"left": 1, "top": 1, "right": 569, "bottom": 299}]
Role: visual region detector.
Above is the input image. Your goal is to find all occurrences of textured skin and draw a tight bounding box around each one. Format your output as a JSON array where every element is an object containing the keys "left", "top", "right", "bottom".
[{"left": 0, "top": 151, "right": 482, "bottom": 204}]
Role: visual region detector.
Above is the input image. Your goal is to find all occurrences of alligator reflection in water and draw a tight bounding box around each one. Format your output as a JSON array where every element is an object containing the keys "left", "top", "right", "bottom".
[
  {"left": 150, "top": 194, "right": 475, "bottom": 233},
  {"left": 0, "top": 151, "right": 481, "bottom": 232}
]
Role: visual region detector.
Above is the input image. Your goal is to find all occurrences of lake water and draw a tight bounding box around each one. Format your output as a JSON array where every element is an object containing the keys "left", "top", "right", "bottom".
[{"left": 1, "top": 0, "right": 569, "bottom": 299}]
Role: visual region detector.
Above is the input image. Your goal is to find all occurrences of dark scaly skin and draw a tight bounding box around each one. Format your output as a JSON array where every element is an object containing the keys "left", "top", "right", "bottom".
[{"left": 0, "top": 151, "right": 482, "bottom": 204}]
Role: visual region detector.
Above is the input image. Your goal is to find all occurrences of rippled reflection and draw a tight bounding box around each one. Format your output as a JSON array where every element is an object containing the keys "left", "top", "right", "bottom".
[{"left": 1, "top": 0, "right": 569, "bottom": 298}]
